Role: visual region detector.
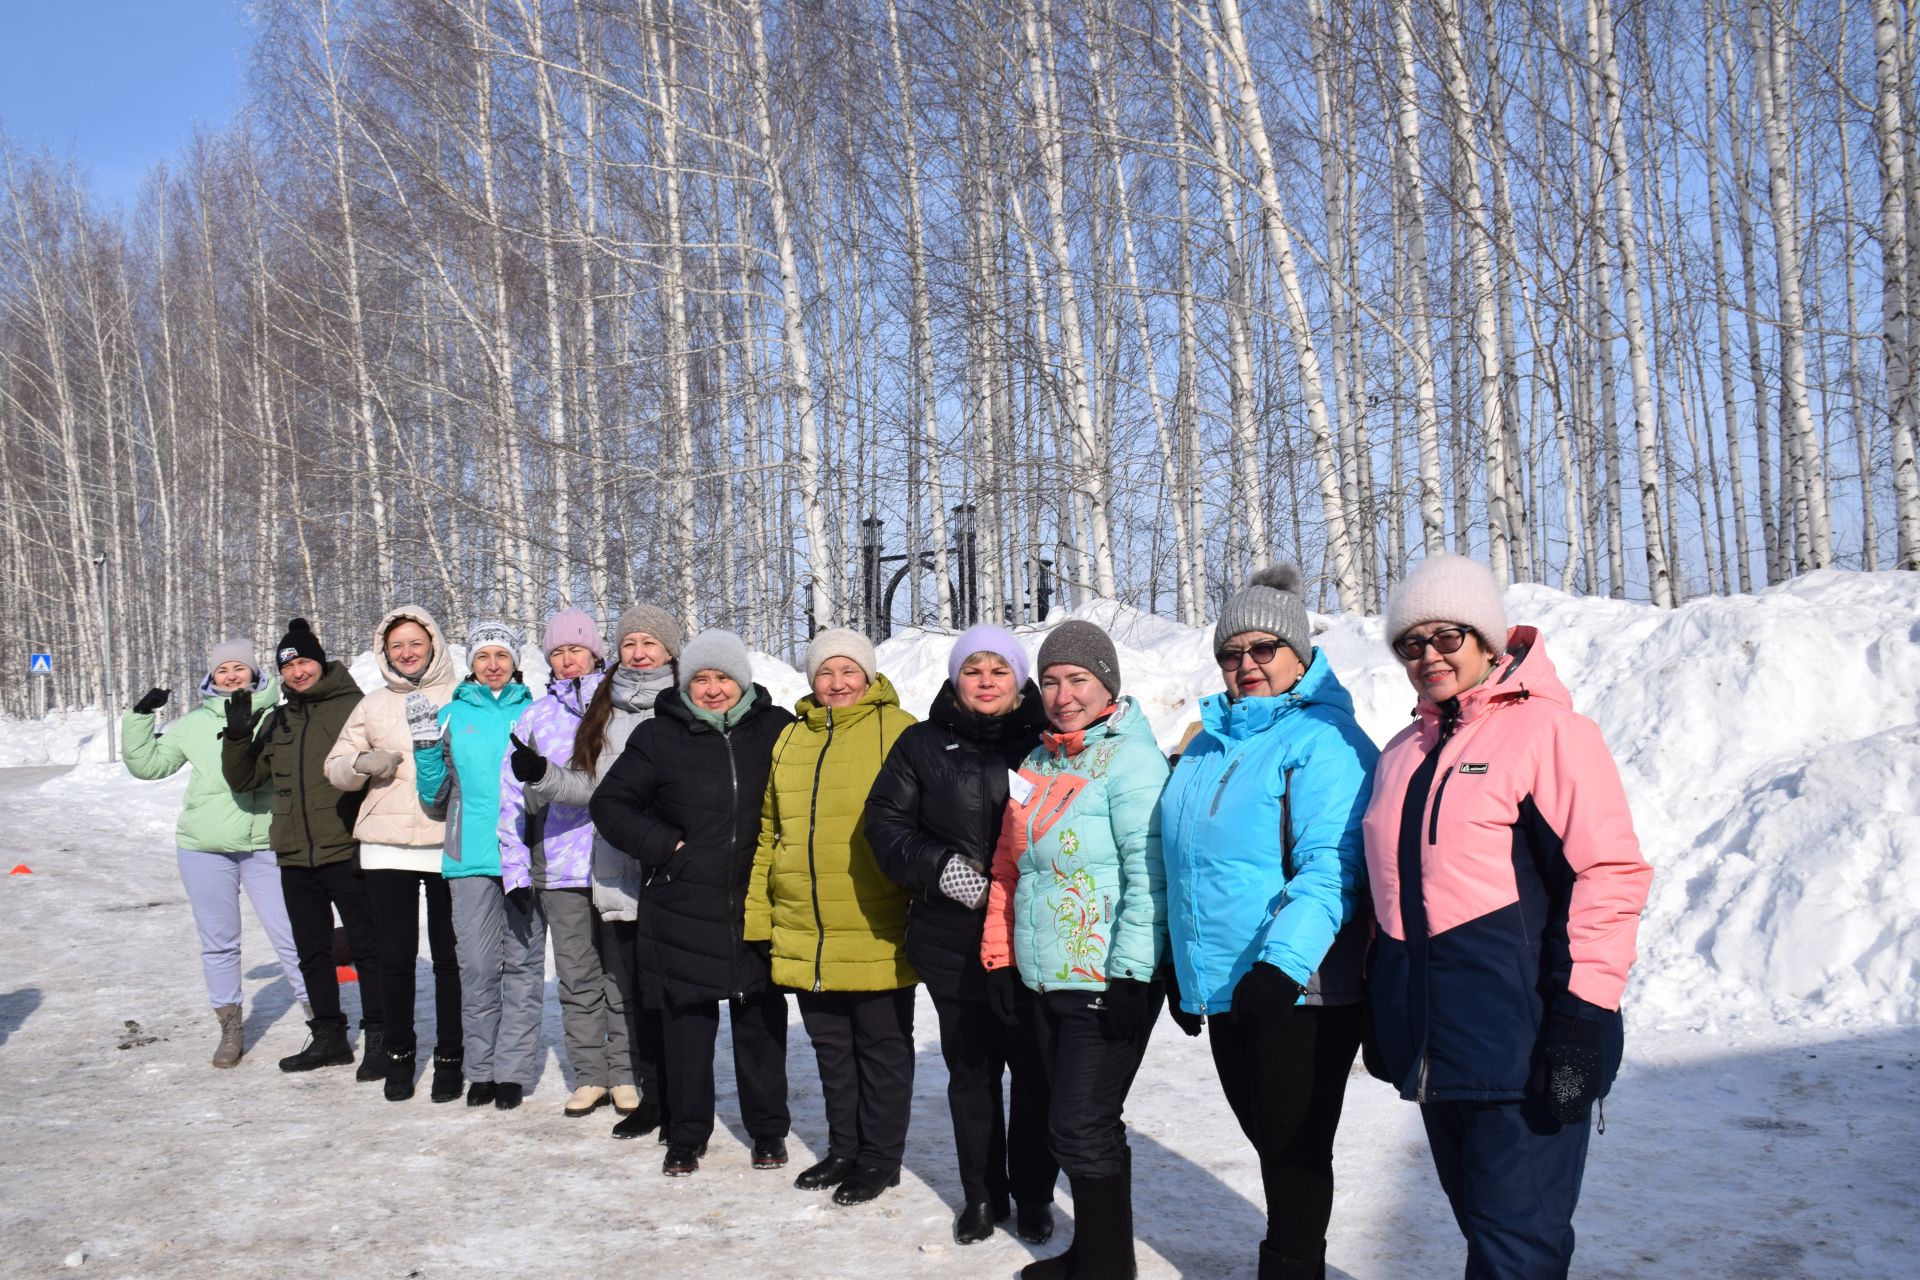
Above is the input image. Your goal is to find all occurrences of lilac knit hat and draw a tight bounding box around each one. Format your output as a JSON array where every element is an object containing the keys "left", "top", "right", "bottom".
[
  {"left": 947, "top": 624, "right": 1031, "bottom": 688},
  {"left": 540, "top": 607, "right": 606, "bottom": 662}
]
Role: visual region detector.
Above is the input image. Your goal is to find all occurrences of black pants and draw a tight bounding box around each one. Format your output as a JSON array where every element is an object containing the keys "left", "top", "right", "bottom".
[
  {"left": 1420, "top": 1098, "right": 1593, "bottom": 1279},
  {"left": 796, "top": 987, "right": 917, "bottom": 1167},
  {"left": 601, "top": 917, "right": 668, "bottom": 1107},
  {"left": 932, "top": 988, "right": 1059, "bottom": 1208},
  {"left": 660, "top": 989, "right": 789, "bottom": 1148},
  {"left": 1032, "top": 985, "right": 1161, "bottom": 1178},
  {"left": 278, "top": 860, "right": 384, "bottom": 1030},
  {"left": 1208, "top": 1001, "right": 1365, "bottom": 1263},
  {"left": 364, "top": 868, "right": 460, "bottom": 1056}
]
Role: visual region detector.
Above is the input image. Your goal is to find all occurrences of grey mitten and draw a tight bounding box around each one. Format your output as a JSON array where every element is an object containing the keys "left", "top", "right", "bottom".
[
  {"left": 405, "top": 692, "right": 439, "bottom": 749},
  {"left": 938, "top": 853, "right": 991, "bottom": 909},
  {"left": 355, "top": 749, "right": 402, "bottom": 781}
]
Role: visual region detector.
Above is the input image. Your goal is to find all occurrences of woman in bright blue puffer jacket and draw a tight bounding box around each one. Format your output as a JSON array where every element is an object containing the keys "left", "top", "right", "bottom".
[{"left": 1159, "top": 566, "right": 1378, "bottom": 1280}]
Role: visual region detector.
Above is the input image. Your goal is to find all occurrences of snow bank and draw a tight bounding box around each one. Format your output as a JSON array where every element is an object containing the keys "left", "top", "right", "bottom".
[{"left": 8, "top": 570, "right": 1917, "bottom": 1030}]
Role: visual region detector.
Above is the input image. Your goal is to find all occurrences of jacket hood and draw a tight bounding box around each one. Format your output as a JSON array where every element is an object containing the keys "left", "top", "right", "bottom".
[
  {"left": 290, "top": 660, "right": 361, "bottom": 704},
  {"left": 1201, "top": 649, "right": 1356, "bottom": 740},
  {"left": 658, "top": 681, "right": 780, "bottom": 733},
  {"left": 453, "top": 677, "right": 532, "bottom": 712},
  {"left": 928, "top": 678, "right": 1048, "bottom": 744},
  {"left": 199, "top": 674, "right": 280, "bottom": 711},
  {"left": 373, "top": 605, "right": 455, "bottom": 693},
  {"left": 795, "top": 671, "right": 902, "bottom": 730},
  {"left": 1412, "top": 624, "right": 1569, "bottom": 741},
  {"left": 544, "top": 670, "right": 603, "bottom": 715},
  {"left": 1040, "top": 692, "right": 1155, "bottom": 759}
]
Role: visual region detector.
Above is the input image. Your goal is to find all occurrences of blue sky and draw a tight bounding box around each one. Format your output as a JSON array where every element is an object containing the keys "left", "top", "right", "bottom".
[{"left": 0, "top": 0, "right": 252, "bottom": 210}]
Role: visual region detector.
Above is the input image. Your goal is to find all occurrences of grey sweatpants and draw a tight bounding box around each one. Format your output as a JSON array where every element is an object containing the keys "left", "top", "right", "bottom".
[
  {"left": 539, "top": 887, "right": 631, "bottom": 1089},
  {"left": 451, "top": 876, "right": 548, "bottom": 1087},
  {"left": 176, "top": 848, "right": 307, "bottom": 1009}
]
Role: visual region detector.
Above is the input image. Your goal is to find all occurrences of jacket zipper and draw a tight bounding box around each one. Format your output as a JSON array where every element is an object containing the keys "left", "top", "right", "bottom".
[
  {"left": 805, "top": 708, "right": 835, "bottom": 992},
  {"left": 724, "top": 723, "right": 741, "bottom": 1000},
  {"left": 1427, "top": 766, "right": 1455, "bottom": 844},
  {"left": 296, "top": 707, "right": 318, "bottom": 869}
]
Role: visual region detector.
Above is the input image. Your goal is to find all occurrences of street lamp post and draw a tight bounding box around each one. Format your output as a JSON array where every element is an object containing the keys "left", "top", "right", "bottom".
[{"left": 93, "top": 552, "right": 116, "bottom": 762}]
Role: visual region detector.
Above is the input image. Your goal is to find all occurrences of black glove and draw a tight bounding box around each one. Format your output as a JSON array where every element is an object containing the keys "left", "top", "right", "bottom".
[
  {"left": 508, "top": 733, "right": 548, "bottom": 784},
  {"left": 1162, "top": 967, "right": 1204, "bottom": 1037},
  {"left": 1099, "top": 977, "right": 1156, "bottom": 1042},
  {"left": 1538, "top": 999, "right": 1610, "bottom": 1125},
  {"left": 223, "top": 689, "right": 255, "bottom": 741},
  {"left": 1231, "top": 961, "right": 1304, "bottom": 1022},
  {"left": 506, "top": 886, "right": 533, "bottom": 916},
  {"left": 133, "top": 687, "right": 169, "bottom": 715},
  {"left": 986, "top": 966, "right": 1020, "bottom": 1027}
]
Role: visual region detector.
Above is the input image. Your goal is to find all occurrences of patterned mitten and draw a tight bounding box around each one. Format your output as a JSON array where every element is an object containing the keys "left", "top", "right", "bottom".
[{"left": 937, "top": 853, "right": 991, "bottom": 909}]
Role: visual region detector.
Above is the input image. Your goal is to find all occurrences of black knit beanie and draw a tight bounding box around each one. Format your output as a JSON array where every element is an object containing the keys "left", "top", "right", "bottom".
[{"left": 275, "top": 618, "right": 327, "bottom": 670}]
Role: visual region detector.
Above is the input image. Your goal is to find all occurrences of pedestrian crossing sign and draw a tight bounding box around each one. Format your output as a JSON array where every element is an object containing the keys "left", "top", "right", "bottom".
[{"left": 29, "top": 652, "right": 51, "bottom": 675}]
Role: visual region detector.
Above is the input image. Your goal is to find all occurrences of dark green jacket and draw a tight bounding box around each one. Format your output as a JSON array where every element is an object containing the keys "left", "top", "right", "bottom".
[{"left": 221, "top": 661, "right": 366, "bottom": 868}]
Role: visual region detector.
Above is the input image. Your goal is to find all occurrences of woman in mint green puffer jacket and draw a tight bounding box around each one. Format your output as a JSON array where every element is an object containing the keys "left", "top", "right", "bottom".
[{"left": 121, "top": 638, "right": 307, "bottom": 1067}]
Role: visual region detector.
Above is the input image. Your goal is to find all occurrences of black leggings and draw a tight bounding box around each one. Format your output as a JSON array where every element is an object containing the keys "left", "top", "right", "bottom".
[
  {"left": 1207, "top": 1001, "right": 1364, "bottom": 1261},
  {"left": 364, "top": 868, "right": 460, "bottom": 1056}
]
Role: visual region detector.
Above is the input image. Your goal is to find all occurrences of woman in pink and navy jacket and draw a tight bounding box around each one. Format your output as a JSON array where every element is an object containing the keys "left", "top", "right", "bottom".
[{"left": 1362, "top": 554, "right": 1653, "bottom": 1280}]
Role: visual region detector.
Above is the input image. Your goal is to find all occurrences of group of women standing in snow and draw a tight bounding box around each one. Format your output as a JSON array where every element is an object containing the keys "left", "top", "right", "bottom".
[{"left": 127, "top": 549, "right": 1651, "bottom": 1280}]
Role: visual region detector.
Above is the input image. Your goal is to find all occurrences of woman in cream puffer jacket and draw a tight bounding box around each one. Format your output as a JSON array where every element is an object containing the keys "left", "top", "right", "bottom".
[{"left": 324, "top": 605, "right": 463, "bottom": 1101}]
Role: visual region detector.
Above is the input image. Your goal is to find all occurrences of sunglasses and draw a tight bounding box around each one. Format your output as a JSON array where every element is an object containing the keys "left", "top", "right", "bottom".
[
  {"left": 1216, "top": 640, "right": 1285, "bottom": 669},
  {"left": 1391, "top": 626, "right": 1473, "bottom": 662}
]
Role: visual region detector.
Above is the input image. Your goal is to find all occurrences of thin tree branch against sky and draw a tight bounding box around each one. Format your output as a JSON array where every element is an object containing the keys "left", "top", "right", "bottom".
[{"left": 0, "top": 0, "right": 250, "bottom": 209}]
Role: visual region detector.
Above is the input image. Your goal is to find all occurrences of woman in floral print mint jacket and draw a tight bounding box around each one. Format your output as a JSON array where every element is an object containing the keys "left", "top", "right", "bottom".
[{"left": 980, "top": 619, "right": 1167, "bottom": 1280}]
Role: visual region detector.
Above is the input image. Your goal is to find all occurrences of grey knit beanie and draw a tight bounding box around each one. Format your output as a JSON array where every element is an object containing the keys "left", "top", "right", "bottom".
[
  {"left": 678, "top": 629, "right": 755, "bottom": 694},
  {"left": 615, "top": 604, "right": 683, "bottom": 659},
  {"left": 1036, "top": 620, "right": 1121, "bottom": 697},
  {"left": 803, "top": 627, "right": 877, "bottom": 681},
  {"left": 464, "top": 619, "right": 522, "bottom": 659},
  {"left": 1213, "top": 564, "right": 1313, "bottom": 666},
  {"left": 205, "top": 638, "right": 259, "bottom": 682},
  {"left": 1384, "top": 553, "right": 1510, "bottom": 657}
]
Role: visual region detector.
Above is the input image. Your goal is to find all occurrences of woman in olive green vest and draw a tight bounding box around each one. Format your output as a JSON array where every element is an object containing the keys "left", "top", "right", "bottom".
[{"left": 746, "top": 628, "right": 916, "bottom": 1205}]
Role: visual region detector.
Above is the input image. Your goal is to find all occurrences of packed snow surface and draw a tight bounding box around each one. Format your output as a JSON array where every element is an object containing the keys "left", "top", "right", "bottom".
[{"left": 2, "top": 570, "right": 1917, "bottom": 1276}]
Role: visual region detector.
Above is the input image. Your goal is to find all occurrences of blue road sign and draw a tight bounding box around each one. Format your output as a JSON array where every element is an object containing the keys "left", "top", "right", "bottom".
[{"left": 29, "top": 652, "right": 51, "bottom": 675}]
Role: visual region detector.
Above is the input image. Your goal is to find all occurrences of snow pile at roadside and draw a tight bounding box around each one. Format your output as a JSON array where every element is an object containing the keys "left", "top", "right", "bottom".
[{"left": 8, "top": 570, "right": 1917, "bottom": 1031}]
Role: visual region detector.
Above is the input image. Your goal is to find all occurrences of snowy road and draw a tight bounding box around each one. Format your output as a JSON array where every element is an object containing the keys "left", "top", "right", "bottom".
[{"left": 2, "top": 763, "right": 1914, "bottom": 1279}]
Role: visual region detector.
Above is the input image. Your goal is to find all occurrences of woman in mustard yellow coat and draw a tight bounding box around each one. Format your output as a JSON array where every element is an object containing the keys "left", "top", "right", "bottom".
[{"left": 747, "top": 628, "right": 916, "bottom": 1205}]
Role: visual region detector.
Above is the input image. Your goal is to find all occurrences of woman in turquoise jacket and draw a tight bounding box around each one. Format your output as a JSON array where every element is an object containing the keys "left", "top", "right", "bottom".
[
  {"left": 981, "top": 620, "right": 1167, "bottom": 1280},
  {"left": 414, "top": 619, "right": 533, "bottom": 1108},
  {"left": 122, "top": 638, "right": 307, "bottom": 1069},
  {"left": 1160, "top": 567, "right": 1378, "bottom": 1280}
]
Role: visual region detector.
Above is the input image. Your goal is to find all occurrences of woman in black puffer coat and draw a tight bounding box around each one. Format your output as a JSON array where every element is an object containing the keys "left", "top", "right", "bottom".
[
  {"left": 590, "top": 630, "right": 795, "bottom": 1178},
  {"left": 865, "top": 624, "right": 1059, "bottom": 1246}
]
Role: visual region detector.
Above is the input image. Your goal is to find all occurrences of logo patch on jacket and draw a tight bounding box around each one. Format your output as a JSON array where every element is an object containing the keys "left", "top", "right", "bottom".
[{"left": 1458, "top": 762, "right": 1489, "bottom": 774}]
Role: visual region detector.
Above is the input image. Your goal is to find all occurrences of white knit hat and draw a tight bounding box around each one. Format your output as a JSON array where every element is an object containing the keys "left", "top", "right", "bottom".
[
  {"left": 1384, "top": 554, "right": 1510, "bottom": 656},
  {"left": 204, "top": 638, "right": 259, "bottom": 682},
  {"left": 804, "top": 627, "right": 878, "bottom": 681}
]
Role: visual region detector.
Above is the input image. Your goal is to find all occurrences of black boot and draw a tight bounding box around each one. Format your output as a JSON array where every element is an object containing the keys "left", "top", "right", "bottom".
[
  {"left": 793, "top": 1155, "right": 855, "bottom": 1190},
  {"left": 954, "top": 1200, "right": 998, "bottom": 1245},
  {"left": 1258, "top": 1240, "right": 1326, "bottom": 1280},
  {"left": 1015, "top": 1201, "right": 1056, "bottom": 1244},
  {"left": 429, "top": 1050, "right": 463, "bottom": 1103},
  {"left": 277, "top": 1018, "right": 353, "bottom": 1073},
  {"left": 383, "top": 1045, "right": 418, "bottom": 1102},
  {"left": 611, "top": 1097, "right": 661, "bottom": 1140},
  {"left": 355, "top": 1026, "right": 386, "bottom": 1083},
  {"left": 831, "top": 1163, "right": 900, "bottom": 1205},
  {"left": 466, "top": 1081, "right": 497, "bottom": 1107},
  {"left": 1023, "top": 1168, "right": 1134, "bottom": 1280},
  {"left": 493, "top": 1082, "right": 523, "bottom": 1111}
]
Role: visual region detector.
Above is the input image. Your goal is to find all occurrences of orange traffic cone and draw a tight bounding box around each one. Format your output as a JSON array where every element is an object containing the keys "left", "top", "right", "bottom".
[{"left": 8, "top": 864, "right": 30, "bottom": 875}]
